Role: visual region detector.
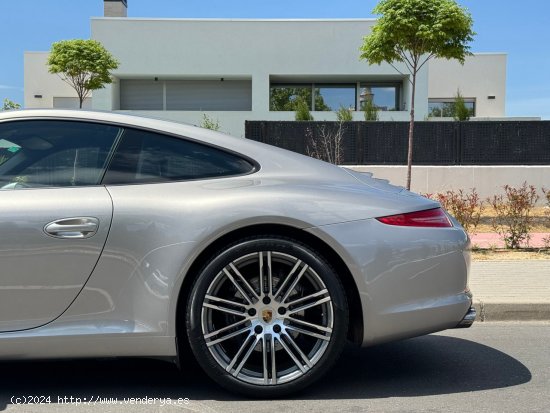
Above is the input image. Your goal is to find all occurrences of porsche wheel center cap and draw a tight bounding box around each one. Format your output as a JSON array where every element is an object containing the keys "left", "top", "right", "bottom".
[{"left": 261, "top": 308, "right": 274, "bottom": 323}]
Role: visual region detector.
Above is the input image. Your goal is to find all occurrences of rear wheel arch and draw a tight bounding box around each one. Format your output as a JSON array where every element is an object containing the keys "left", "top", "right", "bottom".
[{"left": 175, "top": 223, "right": 364, "bottom": 365}]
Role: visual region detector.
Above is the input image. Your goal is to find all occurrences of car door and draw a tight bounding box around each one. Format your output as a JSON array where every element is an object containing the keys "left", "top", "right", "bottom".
[{"left": 0, "top": 119, "right": 121, "bottom": 332}]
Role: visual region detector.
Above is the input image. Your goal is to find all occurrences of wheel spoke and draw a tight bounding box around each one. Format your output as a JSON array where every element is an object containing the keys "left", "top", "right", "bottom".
[
  {"left": 222, "top": 268, "right": 254, "bottom": 305},
  {"left": 284, "top": 315, "right": 332, "bottom": 333},
  {"left": 262, "top": 335, "right": 269, "bottom": 384},
  {"left": 205, "top": 294, "right": 246, "bottom": 309},
  {"left": 204, "top": 317, "right": 251, "bottom": 339},
  {"left": 274, "top": 259, "right": 301, "bottom": 298},
  {"left": 206, "top": 325, "right": 251, "bottom": 347},
  {"left": 266, "top": 251, "right": 273, "bottom": 296},
  {"left": 270, "top": 334, "right": 277, "bottom": 385},
  {"left": 233, "top": 336, "right": 260, "bottom": 377},
  {"left": 258, "top": 252, "right": 265, "bottom": 295},
  {"left": 285, "top": 289, "right": 329, "bottom": 307},
  {"left": 229, "top": 262, "right": 260, "bottom": 301},
  {"left": 278, "top": 335, "right": 307, "bottom": 373},
  {"left": 287, "top": 296, "right": 331, "bottom": 315},
  {"left": 203, "top": 302, "right": 246, "bottom": 317},
  {"left": 226, "top": 334, "right": 255, "bottom": 372},
  {"left": 280, "top": 264, "right": 309, "bottom": 303},
  {"left": 284, "top": 333, "right": 313, "bottom": 368},
  {"left": 285, "top": 325, "right": 331, "bottom": 341}
]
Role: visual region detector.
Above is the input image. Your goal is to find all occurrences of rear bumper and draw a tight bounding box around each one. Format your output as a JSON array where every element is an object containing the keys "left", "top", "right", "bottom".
[{"left": 454, "top": 306, "right": 477, "bottom": 328}]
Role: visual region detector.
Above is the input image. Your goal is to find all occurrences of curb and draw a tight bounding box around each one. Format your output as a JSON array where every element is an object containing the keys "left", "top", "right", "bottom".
[{"left": 474, "top": 299, "right": 550, "bottom": 322}]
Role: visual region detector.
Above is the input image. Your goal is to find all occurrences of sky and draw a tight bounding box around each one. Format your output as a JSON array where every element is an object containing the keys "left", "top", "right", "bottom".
[{"left": 1, "top": 0, "right": 549, "bottom": 119}]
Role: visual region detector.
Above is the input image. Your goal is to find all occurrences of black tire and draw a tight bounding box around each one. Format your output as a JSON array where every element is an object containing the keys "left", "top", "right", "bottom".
[{"left": 186, "top": 235, "right": 348, "bottom": 398}]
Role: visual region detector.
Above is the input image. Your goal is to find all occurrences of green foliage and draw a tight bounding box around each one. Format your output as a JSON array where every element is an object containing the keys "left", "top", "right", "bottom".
[
  {"left": 362, "top": 98, "right": 379, "bottom": 121},
  {"left": 453, "top": 89, "right": 470, "bottom": 121},
  {"left": 336, "top": 106, "right": 353, "bottom": 122},
  {"left": 295, "top": 97, "right": 314, "bottom": 121},
  {"left": 489, "top": 183, "right": 539, "bottom": 249},
  {"left": 360, "top": 0, "right": 475, "bottom": 67},
  {"left": 2, "top": 98, "right": 21, "bottom": 111},
  {"left": 47, "top": 39, "right": 119, "bottom": 108},
  {"left": 200, "top": 114, "right": 220, "bottom": 131}
]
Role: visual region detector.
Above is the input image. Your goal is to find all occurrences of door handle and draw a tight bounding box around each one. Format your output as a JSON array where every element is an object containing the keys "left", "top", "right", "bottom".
[{"left": 44, "top": 217, "right": 99, "bottom": 239}]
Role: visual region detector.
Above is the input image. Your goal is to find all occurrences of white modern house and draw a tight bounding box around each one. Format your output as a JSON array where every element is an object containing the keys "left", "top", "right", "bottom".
[{"left": 24, "top": 0, "right": 508, "bottom": 137}]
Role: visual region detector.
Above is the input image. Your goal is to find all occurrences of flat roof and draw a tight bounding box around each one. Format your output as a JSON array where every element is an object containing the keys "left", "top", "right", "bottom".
[{"left": 91, "top": 17, "right": 378, "bottom": 22}]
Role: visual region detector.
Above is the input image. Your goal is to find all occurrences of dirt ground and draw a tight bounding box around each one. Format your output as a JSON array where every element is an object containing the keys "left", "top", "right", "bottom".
[
  {"left": 472, "top": 249, "right": 550, "bottom": 261},
  {"left": 475, "top": 207, "right": 550, "bottom": 233}
]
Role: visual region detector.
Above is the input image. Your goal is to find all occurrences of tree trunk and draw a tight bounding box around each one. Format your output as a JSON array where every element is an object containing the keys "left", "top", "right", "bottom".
[{"left": 406, "top": 71, "right": 417, "bottom": 191}]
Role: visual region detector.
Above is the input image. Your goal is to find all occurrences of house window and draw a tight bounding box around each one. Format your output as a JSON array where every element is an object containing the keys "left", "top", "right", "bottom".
[
  {"left": 428, "top": 98, "right": 476, "bottom": 118},
  {"left": 359, "top": 84, "right": 400, "bottom": 111},
  {"left": 270, "top": 84, "right": 357, "bottom": 111},
  {"left": 315, "top": 85, "right": 356, "bottom": 111},
  {"left": 270, "top": 81, "right": 403, "bottom": 112},
  {"left": 269, "top": 85, "right": 312, "bottom": 111}
]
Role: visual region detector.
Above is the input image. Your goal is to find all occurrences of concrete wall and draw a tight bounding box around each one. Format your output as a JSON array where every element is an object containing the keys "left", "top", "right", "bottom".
[
  {"left": 24, "top": 52, "right": 85, "bottom": 109},
  {"left": 350, "top": 165, "right": 550, "bottom": 205},
  {"left": 90, "top": 18, "right": 421, "bottom": 136},
  {"left": 428, "top": 54, "right": 507, "bottom": 118}
]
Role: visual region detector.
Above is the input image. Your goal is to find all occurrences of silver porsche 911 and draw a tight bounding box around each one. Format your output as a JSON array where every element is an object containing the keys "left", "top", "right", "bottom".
[{"left": 0, "top": 110, "right": 474, "bottom": 397}]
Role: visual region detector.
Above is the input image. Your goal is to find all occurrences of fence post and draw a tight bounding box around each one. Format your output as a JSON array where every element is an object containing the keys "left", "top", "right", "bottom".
[{"left": 455, "top": 122, "right": 464, "bottom": 165}]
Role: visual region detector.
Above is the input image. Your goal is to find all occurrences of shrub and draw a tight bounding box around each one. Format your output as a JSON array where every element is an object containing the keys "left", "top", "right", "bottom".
[
  {"left": 336, "top": 106, "right": 353, "bottom": 122},
  {"left": 434, "top": 189, "right": 483, "bottom": 233},
  {"left": 489, "top": 182, "right": 539, "bottom": 249},
  {"left": 362, "top": 98, "right": 379, "bottom": 121},
  {"left": 453, "top": 89, "right": 471, "bottom": 121},
  {"left": 200, "top": 114, "right": 220, "bottom": 131},
  {"left": 306, "top": 122, "right": 344, "bottom": 165},
  {"left": 295, "top": 97, "right": 314, "bottom": 121}
]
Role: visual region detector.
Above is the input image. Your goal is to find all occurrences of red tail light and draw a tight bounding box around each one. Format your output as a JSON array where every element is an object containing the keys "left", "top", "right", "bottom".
[{"left": 376, "top": 208, "right": 452, "bottom": 228}]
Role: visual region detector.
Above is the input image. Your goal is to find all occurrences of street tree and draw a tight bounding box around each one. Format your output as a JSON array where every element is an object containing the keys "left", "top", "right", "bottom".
[
  {"left": 47, "top": 39, "right": 119, "bottom": 108},
  {"left": 360, "top": 0, "right": 474, "bottom": 189}
]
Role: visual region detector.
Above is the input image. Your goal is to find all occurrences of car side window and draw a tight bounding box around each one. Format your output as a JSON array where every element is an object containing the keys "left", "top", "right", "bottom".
[
  {"left": 0, "top": 120, "right": 122, "bottom": 190},
  {"left": 102, "top": 128, "right": 255, "bottom": 184}
]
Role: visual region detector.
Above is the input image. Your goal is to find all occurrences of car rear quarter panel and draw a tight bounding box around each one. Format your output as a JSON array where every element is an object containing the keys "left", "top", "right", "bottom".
[{"left": 307, "top": 218, "right": 472, "bottom": 346}]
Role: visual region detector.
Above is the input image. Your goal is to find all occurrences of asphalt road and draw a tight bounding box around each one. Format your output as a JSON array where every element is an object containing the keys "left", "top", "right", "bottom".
[{"left": 1, "top": 322, "right": 549, "bottom": 413}]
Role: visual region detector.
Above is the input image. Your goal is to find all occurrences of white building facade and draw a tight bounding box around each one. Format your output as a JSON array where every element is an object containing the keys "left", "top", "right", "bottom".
[{"left": 24, "top": 0, "right": 507, "bottom": 137}]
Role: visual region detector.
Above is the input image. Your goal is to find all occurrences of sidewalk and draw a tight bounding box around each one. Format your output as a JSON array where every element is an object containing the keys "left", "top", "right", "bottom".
[
  {"left": 470, "top": 260, "right": 550, "bottom": 321},
  {"left": 470, "top": 232, "right": 549, "bottom": 249}
]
